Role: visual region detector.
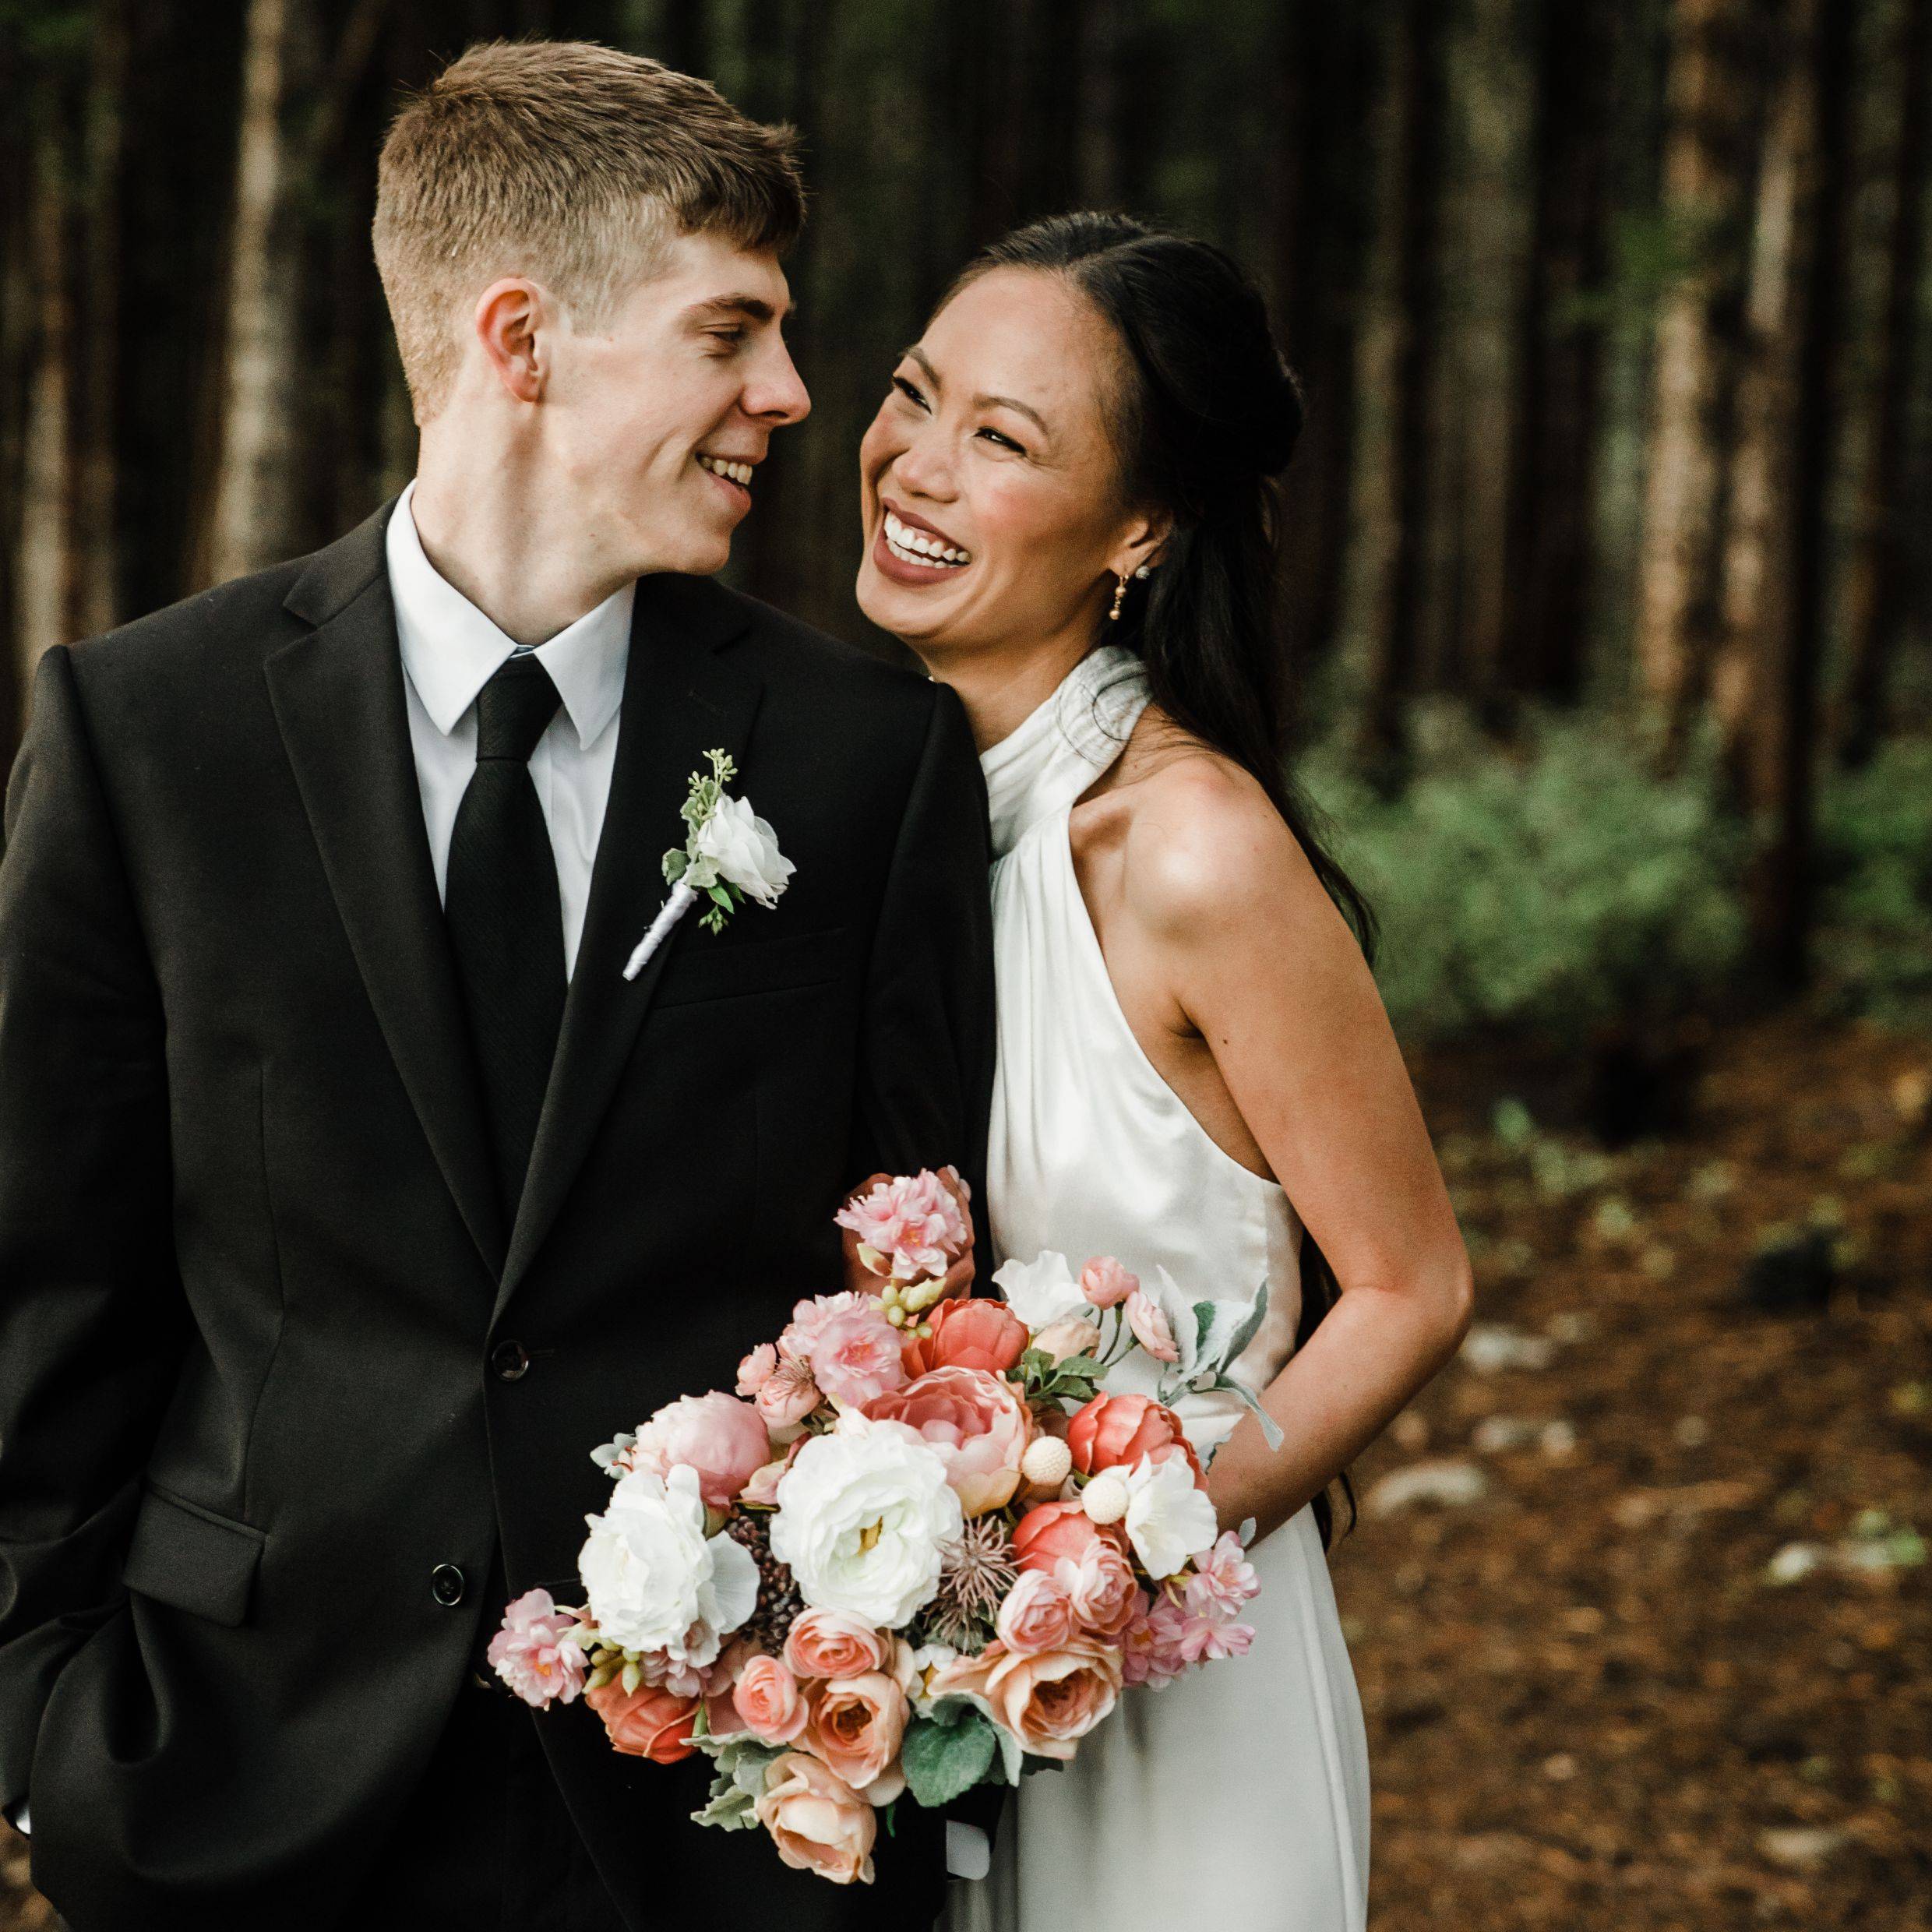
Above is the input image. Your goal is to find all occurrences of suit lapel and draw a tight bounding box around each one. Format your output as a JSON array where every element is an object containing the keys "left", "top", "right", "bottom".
[
  {"left": 266, "top": 506, "right": 508, "bottom": 1278},
  {"left": 492, "top": 572, "right": 762, "bottom": 1320}
]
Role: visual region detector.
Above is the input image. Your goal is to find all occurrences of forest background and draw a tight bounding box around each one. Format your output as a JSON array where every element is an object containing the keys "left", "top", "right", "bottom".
[{"left": 4, "top": 0, "right": 1930, "bottom": 1926}]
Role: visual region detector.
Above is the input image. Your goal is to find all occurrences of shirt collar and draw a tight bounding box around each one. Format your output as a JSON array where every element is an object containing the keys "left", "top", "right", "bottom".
[{"left": 386, "top": 478, "right": 633, "bottom": 749}]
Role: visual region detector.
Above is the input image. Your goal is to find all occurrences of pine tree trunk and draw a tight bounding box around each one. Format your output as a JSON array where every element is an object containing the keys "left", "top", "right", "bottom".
[
  {"left": 204, "top": 0, "right": 315, "bottom": 588},
  {"left": 1636, "top": 0, "right": 1757, "bottom": 763},
  {"left": 1836, "top": 0, "right": 1930, "bottom": 765}
]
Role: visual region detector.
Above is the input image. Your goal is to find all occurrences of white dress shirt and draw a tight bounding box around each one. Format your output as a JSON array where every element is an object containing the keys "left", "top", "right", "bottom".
[{"left": 386, "top": 479, "right": 633, "bottom": 978}]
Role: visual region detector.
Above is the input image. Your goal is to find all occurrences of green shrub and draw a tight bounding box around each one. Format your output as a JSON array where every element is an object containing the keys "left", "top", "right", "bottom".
[
  {"left": 1299, "top": 703, "right": 1749, "bottom": 1043},
  {"left": 1814, "top": 737, "right": 1932, "bottom": 1021}
]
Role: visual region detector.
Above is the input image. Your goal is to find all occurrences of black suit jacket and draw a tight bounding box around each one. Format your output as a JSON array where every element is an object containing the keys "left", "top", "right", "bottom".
[{"left": 0, "top": 502, "right": 996, "bottom": 1930}]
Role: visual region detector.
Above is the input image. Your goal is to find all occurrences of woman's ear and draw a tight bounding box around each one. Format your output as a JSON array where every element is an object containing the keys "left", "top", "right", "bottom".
[{"left": 1108, "top": 509, "right": 1172, "bottom": 583}]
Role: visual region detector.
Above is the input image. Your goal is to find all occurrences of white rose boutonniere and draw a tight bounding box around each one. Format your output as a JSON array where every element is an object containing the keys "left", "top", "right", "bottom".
[{"left": 623, "top": 749, "right": 796, "bottom": 980}]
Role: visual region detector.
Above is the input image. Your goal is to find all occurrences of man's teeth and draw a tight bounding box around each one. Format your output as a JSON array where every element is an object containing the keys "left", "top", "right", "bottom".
[
  {"left": 883, "top": 510, "right": 971, "bottom": 568},
  {"left": 697, "top": 454, "right": 755, "bottom": 487}
]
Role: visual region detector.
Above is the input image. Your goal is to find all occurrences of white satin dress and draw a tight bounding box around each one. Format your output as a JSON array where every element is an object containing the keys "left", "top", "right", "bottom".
[{"left": 941, "top": 644, "right": 1370, "bottom": 1931}]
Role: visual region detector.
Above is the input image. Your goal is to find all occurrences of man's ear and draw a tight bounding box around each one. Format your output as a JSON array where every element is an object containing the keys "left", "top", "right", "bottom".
[{"left": 473, "top": 277, "right": 547, "bottom": 404}]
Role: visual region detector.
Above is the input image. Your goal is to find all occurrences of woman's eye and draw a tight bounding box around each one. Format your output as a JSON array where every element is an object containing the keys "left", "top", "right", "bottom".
[
  {"left": 892, "top": 375, "right": 928, "bottom": 408},
  {"left": 978, "top": 428, "right": 1024, "bottom": 453}
]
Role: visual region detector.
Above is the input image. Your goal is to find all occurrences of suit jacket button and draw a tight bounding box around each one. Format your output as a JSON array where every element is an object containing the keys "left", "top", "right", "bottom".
[
  {"left": 491, "top": 1339, "right": 531, "bottom": 1382},
  {"left": 430, "top": 1564, "right": 465, "bottom": 1607}
]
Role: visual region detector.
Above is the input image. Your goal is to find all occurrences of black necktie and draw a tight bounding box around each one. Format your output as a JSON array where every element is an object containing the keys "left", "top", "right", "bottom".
[{"left": 446, "top": 652, "right": 567, "bottom": 1221}]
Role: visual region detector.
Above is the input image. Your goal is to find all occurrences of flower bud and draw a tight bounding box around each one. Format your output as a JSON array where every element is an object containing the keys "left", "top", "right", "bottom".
[
  {"left": 1021, "top": 1436, "right": 1073, "bottom": 1488},
  {"left": 1080, "top": 1470, "right": 1130, "bottom": 1525}
]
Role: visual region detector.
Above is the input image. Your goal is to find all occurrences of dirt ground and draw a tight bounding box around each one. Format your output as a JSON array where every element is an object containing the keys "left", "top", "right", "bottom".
[{"left": 4, "top": 1010, "right": 1927, "bottom": 1930}]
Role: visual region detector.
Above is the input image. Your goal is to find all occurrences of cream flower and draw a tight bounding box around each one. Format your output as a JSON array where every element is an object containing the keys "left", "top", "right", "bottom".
[
  {"left": 690, "top": 792, "right": 795, "bottom": 907},
  {"left": 769, "top": 1412, "right": 964, "bottom": 1627},
  {"left": 991, "top": 1250, "right": 1088, "bottom": 1329},
  {"left": 1120, "top": 1453, "right": 1219, "bottom": 1579}
]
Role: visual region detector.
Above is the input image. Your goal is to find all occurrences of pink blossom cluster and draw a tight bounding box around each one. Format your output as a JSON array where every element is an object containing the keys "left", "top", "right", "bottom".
[
  {"left": 488, "top": 1589, "right": 590, "bottom": 1707},
  {"left": 834, "top": 1169, "right": 970, "bottom": 1283}
]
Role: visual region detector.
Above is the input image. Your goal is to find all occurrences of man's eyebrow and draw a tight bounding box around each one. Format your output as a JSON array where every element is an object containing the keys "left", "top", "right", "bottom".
[
  {"left": 901, "top": 346, "right": 1049, "bottom": 435},
  {"left": 682, "top": 294, "right": 784, "bottom": 325}
]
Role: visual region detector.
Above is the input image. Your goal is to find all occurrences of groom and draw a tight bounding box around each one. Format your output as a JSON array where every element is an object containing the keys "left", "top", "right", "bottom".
[{"left": 0, "top": 41, "right": 992, "bottom": 1932}]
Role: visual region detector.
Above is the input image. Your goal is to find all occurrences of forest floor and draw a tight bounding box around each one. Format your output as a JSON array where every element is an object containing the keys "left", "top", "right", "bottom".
[{"left": 2, "top": 1009, "right": 1927, "bottom": 1931}]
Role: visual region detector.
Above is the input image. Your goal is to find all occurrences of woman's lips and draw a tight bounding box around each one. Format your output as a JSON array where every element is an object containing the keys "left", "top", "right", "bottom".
[{"left": 869, "top": 518, "right": 971, "bottom": 587}]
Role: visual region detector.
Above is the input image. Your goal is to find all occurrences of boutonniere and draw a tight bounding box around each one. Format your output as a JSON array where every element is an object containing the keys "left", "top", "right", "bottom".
[{"left": 622, "top": 749, "right": 795, "bottom": 980}]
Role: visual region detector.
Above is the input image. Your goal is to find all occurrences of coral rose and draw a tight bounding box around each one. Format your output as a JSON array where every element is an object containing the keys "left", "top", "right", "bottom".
[
  {"left": 899, "top": 1294, "right": 1028, "bottom": 1379},
  {"left": 927, "top": 1635, "right": 1123, "bottom": 1761},
  {"left": 1066, "top": 1392, "right": 1205, "bottom": 1486},
  {"left": 806, "top": 1670, "right": 909, "bottom": 1789},
  {"left": 783, "top": 1607, "right": 891, "bottom": 1681},
  {"left": 1054, "top": 1535, "right": 1140, "bottom": 1638},
  {"left": 1010, "top": 1497, "right": 1125, "bottom": 1577},
  {"left": 755, "top": 1750, "right": 876, "bottom": 1885},
  {"left": 862, "top": 1365, "right": 1031, "bottom": 1514},
  {"left": 733, "top": 1652, "right": 810, "bottom": 1745},
  {"left": 584, "top": 1676, "right": 700, "bottom": 1763}
]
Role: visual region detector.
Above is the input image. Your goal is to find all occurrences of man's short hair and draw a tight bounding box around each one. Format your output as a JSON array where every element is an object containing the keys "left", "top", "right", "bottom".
[{"left": 373, "top": 40, "right": 805, "bottom": 420}]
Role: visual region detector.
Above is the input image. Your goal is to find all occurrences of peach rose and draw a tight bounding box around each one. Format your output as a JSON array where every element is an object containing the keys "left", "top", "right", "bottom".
[
  {"left": 862, "top": 1365, "right": 1032, "bottom": 1514},
  {"left": 753, "top": 1356, "right": 823, "bottom": 1428},
  {"left": 783, "top": 1607, "right": 890, "bottom": 1681},
  {"left": 584, "top": 1676, "right": 699, "bottom": 1763},
  {"left": 994, "top": 1569, "right": 1080, "bottom": 1657},
  {"left": 899, "top": 1294, "right": 1029, "bottom": 1378},
  {"left": 805, "top": 1670, "right": 908, "bottom": 1789},
  {"left": 1031, "top": 1314, "right": 1102, "bottom": 1365},
  {"left": 927, "top": 1634, "right": 1123, "bottom": 1760},
  {"left": 754, "top": 1750, "right": 876, "bottom": 1885},
  {"left": 1011, "top": 1497, "right": 1126, "bottom": 1577},
  {"left": 1067, "top": 1391, "right": 1205, "bottom": 1485},
  {"left": 1055, "top": 1534, "right": 1140, "bottom": 1638},
  {"left": 733, "top": 1652, "right": 809, "bottom": 1745}
]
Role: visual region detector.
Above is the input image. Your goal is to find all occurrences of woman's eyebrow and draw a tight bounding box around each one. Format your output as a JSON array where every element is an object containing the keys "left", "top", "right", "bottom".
[{"left": 901, "top": 345, "right": 1049, "bottom": 434}]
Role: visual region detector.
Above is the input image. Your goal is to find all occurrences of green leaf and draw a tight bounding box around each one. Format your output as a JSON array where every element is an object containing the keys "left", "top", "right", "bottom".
[
  {"left": 901, "top": 1710, "right": 999, "bottom": 1808},
  {"left": 663, "top": 848, "right": 689, "bottom": 884}
]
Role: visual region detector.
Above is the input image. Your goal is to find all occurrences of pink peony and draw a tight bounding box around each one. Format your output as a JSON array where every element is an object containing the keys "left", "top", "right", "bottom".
[
  {"left": 1080, "top": 1256, "right": 1139, "bottom": 1310},
  {"left": 1053, "top": 1535, "right": 1141, "bottom": 1639},
  {"left": 736, "top": 1342, "right": 779, "bottom": 1396},
  {"left": 804, "top": 1670, "right": 909, "bottom": 1789},
  {"left": 1066, "top": 1391, "right": 1205, "bottom": 1486},
  {"left": 834, "top": 1169, "right": 971, "bottom": 1283},
  {"left": 733, "top": 1652, "right": 811, "bottom": 1744},
  {"left": 1124, "top": 1289, "right": 1179, "bottom": 1363},
  {"left": 898, "top": 1295, "right": 1030, "bottom": 1379},
  {"left": 627, "top": 1391, "right": 774, "bottom": 1511},
  {"left": 780, "top": 1290, "right": 875, "bottom": 1365},
  {"left": 862, "top": 1365, "right": 1031, "bottom": 1515},
  {"left": 486, "top": 1589, "right": 587, "bottom": 1708},
  {"left": 784, "top": 1607, "right": 891, "bottom": 1681},
  {"left": 994, "top": 1570, "right": 1080, "bottom": 1657},
  {"left": 755, "top": 1750, "right": 876, "bottom": 1884},
  {"left": 806, "top": 1305, "right": 908, "bottom": 1408},
  {"left": 1011, "top": 1498, "right": 1125, "bottom": 1577}
]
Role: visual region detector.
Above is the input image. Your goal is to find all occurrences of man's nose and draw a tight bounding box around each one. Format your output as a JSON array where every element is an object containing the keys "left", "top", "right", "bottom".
[{"left": 748, "top": 340, "right": 811, "bottom": 426}]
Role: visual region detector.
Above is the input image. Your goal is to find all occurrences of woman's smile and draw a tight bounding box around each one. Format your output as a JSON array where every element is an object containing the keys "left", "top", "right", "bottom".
[{"left": 870, "top": 496, "right": 975, "bottom": 586}]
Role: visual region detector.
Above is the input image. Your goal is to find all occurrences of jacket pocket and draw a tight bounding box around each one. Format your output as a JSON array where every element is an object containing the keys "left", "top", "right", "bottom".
[
  {"left": 121, "top": 1484, "right": 265, "bottom": 1628},
  {"left": 653, "top": 925, "right": 848, "bottom": 1008}
]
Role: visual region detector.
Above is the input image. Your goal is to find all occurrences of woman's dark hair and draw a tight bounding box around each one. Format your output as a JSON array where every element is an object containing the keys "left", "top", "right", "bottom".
[{"left": 946, "top": 212, "right": 1377, "bottom": 1546}]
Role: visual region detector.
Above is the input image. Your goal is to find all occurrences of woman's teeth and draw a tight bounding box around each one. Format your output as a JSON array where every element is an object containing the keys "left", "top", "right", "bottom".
[
  {"left": 883, "top": 510, "right": 971, "bottom": 569},
  {"left": 697, "top": 454, "right": 754, "bottom": 487}
]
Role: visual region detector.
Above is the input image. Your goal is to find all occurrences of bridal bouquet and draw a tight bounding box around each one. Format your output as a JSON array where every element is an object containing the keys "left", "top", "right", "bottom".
[{"left": 488, "top": 1170, "right": 1275, "bottom": 1885}]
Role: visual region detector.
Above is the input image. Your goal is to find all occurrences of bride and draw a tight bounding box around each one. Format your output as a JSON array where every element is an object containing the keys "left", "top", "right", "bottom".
[{"left": 852, "top": 213, "right": 1474, "bottom": 1928}]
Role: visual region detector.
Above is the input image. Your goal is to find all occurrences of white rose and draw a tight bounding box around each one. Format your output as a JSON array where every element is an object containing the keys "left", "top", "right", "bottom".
[
  {"left": 1120, "top": 1453, "right": 1218, "bottom": 1579},
  {"left": 578, "top": 1462, "right": 760, "bottom": 1664},
  {"left": 991, "top": 1250, "right": 1088, "bottom": 1330},
  {"left": 691, "top": 793, "right": 795, "bottom": 908},
  {"left": 769, "top": 1412, "right": 964, "bottom": 1627}
]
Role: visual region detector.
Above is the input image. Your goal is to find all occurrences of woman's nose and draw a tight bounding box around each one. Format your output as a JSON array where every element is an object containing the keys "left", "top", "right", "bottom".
[{"left": 890, "top": 420, "right": 955, "bottom": 502}]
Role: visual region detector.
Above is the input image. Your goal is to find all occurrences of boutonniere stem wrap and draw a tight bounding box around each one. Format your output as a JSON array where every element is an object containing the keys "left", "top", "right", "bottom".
[{"left": 622, "top": 749, "right": 795, "bottom": 980}]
